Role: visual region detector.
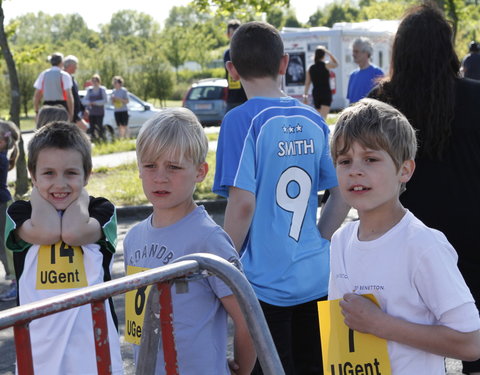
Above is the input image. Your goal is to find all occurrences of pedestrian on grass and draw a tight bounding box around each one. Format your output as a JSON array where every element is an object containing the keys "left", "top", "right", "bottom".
[
  {"left": 111, "top": 76, "right": 129, "bottom": 139},
  {"left": 84, "top": 74, "right": 107, "bottom": 142}
]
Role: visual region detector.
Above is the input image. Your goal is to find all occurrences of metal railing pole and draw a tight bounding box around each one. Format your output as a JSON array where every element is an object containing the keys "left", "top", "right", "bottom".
[
  {"left": 174, "top": 254, "right": 285, "bottom": 375},
  {"left": 158, "top": 283, "right": 178, "bottom": 375},
  {"left": 0, "top": 255, "right": 285, "bottom": 375},
  {"left": 13, "top": 323, "right": 34, "bottom": 375},
  {"left": 91, "top": 300, "right": 112, "bottom": 375}
]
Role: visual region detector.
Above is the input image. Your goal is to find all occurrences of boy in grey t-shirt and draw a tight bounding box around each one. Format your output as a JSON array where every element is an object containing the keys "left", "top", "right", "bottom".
[{"left": 123, "top": 108, "right": 256, "bottom": 375}]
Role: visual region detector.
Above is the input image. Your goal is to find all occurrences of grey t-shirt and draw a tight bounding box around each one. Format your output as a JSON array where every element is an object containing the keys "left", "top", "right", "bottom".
[
  {"left": 123, "top": 205, "right": 239, "bottom": 375},
  {"left": 111, "top": 87, "right": 129, "bottom": 112}
]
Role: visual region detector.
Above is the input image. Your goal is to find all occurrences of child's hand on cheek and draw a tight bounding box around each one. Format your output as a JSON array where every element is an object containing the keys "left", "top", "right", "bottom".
[
  {"left": 30, "top": 186, "right": 45, "bottom": 206},
  {"left": 30, "top": 186, "right": 56, "bottom": 212},
  {"left": 63, "top": 188, "right": 89, "bottom": 218},
  {"left": 26, "top": 186, "right": 62, "bottom": 244}
]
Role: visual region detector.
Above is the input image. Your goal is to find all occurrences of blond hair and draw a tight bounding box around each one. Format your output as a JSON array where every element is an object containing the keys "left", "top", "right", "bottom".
[
  {"left": 136, "top": 108, "right": 208, "bottom": 165},
  {"left": 331, "top": 98, "right": 417, "bottom": 171}
]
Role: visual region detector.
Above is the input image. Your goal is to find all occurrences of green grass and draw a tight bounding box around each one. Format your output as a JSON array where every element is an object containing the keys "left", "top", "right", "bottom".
[
  {"left": 91, "top": 139, "right": 136, "bottom": 156},
  {"left": 87, "top": 151, "right": 219, "bottom": 207},
  {"left": 19, "top": 116, "right": 36, "bottom": 132},
  {"left": 326, "top": 113, "right": 339, "bottom": 126},
  {"left": 206, "top": 132, "right": 218, "bottom": 142},
  {"left": 147, "top": 99, "right": 182, "bottom": 108}
]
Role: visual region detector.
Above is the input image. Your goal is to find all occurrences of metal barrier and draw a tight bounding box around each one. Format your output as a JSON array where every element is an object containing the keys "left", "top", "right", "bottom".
[{"left": 0, "top": 253, "right": 284, "bottom": 375}]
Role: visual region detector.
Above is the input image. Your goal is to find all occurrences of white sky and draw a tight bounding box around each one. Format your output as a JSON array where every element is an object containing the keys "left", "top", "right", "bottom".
[{"left": 3, "top": 0, "right": 332, "bottom": 30}]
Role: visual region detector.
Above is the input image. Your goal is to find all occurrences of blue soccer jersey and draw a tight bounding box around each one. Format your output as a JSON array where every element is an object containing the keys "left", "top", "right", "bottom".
[{"left": 213, "top": 97, "right": 338, "bottom": 306}]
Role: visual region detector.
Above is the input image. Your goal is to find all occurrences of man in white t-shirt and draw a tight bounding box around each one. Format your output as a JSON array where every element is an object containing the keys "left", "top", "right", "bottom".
[{"left": 33, "top": 52, "right": 74, "bottom": 121}]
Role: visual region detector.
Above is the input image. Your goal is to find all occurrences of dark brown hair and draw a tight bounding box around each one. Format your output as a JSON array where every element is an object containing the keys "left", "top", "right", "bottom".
[
  {"left": 230, "top": 21, "right": 284, "bottom": 80},
  {"left": 28, "top": 121, "right": 92, "bottom": 179},
  {"left": 371, "top": 2, "right": 459, "bottom": 160}
]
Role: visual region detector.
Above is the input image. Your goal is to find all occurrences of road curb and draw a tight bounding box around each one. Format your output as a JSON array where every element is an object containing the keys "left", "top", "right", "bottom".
[{"left": 116, "top": 199, "right": 227, "bottom": 222}]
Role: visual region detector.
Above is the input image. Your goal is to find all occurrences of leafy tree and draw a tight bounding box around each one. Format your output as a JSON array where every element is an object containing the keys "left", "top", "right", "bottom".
[
  {"left": 307, "top": 9, "right": 325, "bottom": 27},
  {"left": 322, "top": 2, "right": 360, "bottom": 27},
  {"left": 193, "top": 0, "right": 289, "bottom": 13},
  {"left": 9, "top": 12, "right": 96, "bottom": 46},
  {"left": 189, "top": 24, "right": 219, "bottom": 69},
  {"left": 165, "top": 5, "right": 211, "bottom": 28},
  {"left": 8, "top": 12, "right": 54, "bottom": 45},
  {"left": 101, "top": 10, "right": 159, "bottom": 42},
  {"left": 142, "top": 53, "right": 174, "bottom": 106},
  {"left": 284, "top": 9, "right": 302, "bottom": 27},
  {"left": 161, "top": 26, "right": 191, "bottom": 81},
  {"left": 0, "top": 0, "right": 28, "bottom": 197},
  {"left": 266, "top": 7, "right": 285, "bottom": 29},
  {"left": 358, "top": 0, "right": 414, "bottom": 20},
  {"left": 14, "top": 46, "right": 46, "bottom": 117}
]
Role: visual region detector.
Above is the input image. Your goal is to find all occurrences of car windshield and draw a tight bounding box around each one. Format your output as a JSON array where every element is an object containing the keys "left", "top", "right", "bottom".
[{"left": 187, "top": 86, "right": 223, "bottom": 100}]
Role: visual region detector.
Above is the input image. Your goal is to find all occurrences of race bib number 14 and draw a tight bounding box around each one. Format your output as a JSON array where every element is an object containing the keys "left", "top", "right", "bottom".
[{"left": 36, "top": 241, "right": 87, "bottom": 289}]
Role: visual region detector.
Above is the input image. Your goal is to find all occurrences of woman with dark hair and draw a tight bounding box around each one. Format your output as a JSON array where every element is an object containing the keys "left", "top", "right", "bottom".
[
  {"left": 369, "top": 4, "right": 480, "bottom": 374},
  {"left": 303, "top": 46, "right": 338, "bottom": 119},
  {"left": 85, "top": 74, "right": 107, "bottom": 142}
]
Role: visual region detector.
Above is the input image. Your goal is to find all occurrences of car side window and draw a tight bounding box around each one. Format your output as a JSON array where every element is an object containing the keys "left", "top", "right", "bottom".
[
  {"left": 188, "top": 86, "right": 222, "bottom": 100},
  {"left": 127, "top": 96, "right": 145, "bottom": 111}
]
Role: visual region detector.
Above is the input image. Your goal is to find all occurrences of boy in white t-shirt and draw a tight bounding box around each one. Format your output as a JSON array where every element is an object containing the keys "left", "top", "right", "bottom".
[{"left": 328, "top": 98, "right": 480, "bottom": 374}]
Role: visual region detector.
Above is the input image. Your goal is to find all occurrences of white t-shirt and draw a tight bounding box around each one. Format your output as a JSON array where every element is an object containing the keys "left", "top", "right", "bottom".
[{"left": 329, "top": 210, "right": 480, "bottom": 375}]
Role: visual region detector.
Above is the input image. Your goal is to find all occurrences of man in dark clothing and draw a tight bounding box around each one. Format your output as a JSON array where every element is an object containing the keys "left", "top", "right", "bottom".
[
  {"left": 223, "top": 19, "right": 247, "bottom": 112},
  {"left": 64, "top": 55, "right": 88, "bottom": 132},
  {"left": 461, "top": 41, "right": 480, "bottom": 80}
]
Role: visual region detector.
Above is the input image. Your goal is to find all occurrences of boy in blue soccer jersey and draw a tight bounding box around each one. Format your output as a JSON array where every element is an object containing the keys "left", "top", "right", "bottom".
[{"left": 213, "top": 21, "right": 350, "bottom": 375}]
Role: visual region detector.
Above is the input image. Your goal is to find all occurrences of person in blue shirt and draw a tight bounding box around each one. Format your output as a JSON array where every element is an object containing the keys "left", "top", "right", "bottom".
[
  {"left": 213, "top": 21, "right": 350, "bottom": 375},
  {"left": 347, "top": 37, "right": 384, "bottom": 104}
]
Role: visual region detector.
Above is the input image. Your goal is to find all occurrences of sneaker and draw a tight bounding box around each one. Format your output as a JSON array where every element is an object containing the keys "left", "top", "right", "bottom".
[{"left": 0, "top": 281, "right": 17, "bottom": 302}]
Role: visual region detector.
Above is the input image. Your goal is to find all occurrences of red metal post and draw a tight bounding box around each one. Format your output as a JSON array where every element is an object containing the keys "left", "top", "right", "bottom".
[
  {"left": 91, "top": 301, "right": 112, "bottom": 375},
  {"left": 158, "top": 282, "right": 179, "bottom": 375},
  {"left": 13, "top": 323, "right": 34, "bottom": 375}
]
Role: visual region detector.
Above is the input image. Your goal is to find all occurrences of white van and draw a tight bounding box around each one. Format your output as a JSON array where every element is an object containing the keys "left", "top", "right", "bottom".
[{"left": 281, "top": 19, "right": 399, "bottom": 110}]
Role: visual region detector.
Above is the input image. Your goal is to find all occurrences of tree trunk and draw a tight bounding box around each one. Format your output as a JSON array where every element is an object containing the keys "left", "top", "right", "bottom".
[{"left": 0, "top": 1, "right": 29, "bottom": 197}]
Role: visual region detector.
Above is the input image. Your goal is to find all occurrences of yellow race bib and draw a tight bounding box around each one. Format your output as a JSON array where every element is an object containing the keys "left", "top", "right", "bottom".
[
  {"left": 318, "top": 295, "right": 392, "bottom": 375},
  {"left": 125, "top": 265, "right": 153, "bottom": 345},
  {"left": 228, "top": 75, "right": 241, "bottom": 90},
  {"left": 113, "top": 98, "right": 123, "bottom": 108},
  {"left": 36, "top": 241, "right": 87, "bottom": 289}
]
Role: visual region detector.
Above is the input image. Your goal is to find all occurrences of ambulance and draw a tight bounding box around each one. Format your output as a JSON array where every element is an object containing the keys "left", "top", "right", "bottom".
[{"left": 281, "top": 19, "right": 399, "bottom": 110}]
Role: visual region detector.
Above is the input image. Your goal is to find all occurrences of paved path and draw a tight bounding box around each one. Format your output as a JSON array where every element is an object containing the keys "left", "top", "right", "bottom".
[{"left": 7, "top": 127, "right": 220, "bottom": 183}]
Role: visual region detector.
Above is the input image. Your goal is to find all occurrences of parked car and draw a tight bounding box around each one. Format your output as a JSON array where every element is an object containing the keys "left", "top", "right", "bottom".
[
  {"left": 183, "top": 78, "right": 228, "bottom": 126},
  {"left": 79, "top": 89, "right": 162, "bottom": 140}
]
